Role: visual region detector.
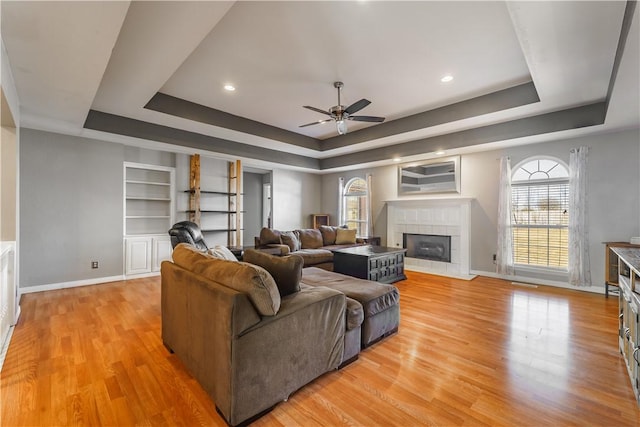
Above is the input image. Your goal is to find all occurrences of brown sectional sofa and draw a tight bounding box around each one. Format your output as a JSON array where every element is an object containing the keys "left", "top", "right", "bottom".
[
  {"left": 162, "top": 244, "right": 399, "bottom": 426},
  {"left": 255, "top": 225, "right": 364, "bottom": 270}
]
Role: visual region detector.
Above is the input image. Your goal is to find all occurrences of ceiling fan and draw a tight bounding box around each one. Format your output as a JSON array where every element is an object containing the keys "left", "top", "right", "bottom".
[{"left": 299, "top": 81, "right": 385, "bottom": 135}]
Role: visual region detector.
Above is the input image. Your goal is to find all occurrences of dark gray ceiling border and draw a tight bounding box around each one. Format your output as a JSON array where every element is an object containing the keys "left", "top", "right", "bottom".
[
  {"left": 145, "top": 92, "right": 322, "bottom": 151},
  {"left": 83, "top": 110, "right": 321, "bottom": 170},
  {"left": 319, "top": 102, "right": 606, "bottom": 170},
  {"left": 85, "top": 102, "right": 605, "bottom": 172},
  {"left": 605, "top": 0, "right": 637, "bottom": 113},
  {"left": 144, "top": 82, "right": 539, "bottom": 153},
  {"left": 321, "top": 81, "right": 539, "bottom": 150}
]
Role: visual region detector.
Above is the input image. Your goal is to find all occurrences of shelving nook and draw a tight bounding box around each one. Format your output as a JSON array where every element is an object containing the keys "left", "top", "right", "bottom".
[
  {"left": 123, "top": 162, "right": 175, "bottom": 276},
  {"left": 186, "top": 154, "right": 243, "bottom": 247}
]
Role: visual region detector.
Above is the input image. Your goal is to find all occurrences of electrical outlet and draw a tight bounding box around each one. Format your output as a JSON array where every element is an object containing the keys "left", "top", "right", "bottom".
[
  {"left": 492, "top": 254, "right": 497, "bottom": 264},
  {"left": 91, "top": 261, "right": 99, "bottom": 269}
]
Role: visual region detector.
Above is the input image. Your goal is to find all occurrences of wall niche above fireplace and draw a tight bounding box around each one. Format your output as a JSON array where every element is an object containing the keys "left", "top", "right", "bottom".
[{"left": 398, "top": 156, "right": 460, "bottom": 195}]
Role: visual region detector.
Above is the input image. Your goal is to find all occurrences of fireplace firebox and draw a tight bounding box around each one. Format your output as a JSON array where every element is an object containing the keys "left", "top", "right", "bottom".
[{"left": 403, "top": 233, "right": 451, "bottom": 263}]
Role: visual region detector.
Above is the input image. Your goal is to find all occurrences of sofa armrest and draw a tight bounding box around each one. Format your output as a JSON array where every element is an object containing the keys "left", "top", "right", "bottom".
[
  {"left": 230, "top": 286, "right": 346, "bottom": 424},
  {"left": 263, "top": 244, "right": 290, "bottom": 256}
]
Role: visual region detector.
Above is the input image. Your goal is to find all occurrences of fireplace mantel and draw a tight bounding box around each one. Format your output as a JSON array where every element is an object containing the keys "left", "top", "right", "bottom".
[
  {"left": 386, "top": 197, "right": 475, "bottom": 280},
  {"left": 385, "top": 196, "right": 474, "bottom": 204}
]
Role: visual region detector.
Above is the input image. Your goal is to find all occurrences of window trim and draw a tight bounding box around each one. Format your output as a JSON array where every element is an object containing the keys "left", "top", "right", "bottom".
[
  {"left": 510, "top": 156, "right": 569, "bottom": 270},
  {"left": 342, "top": 177, "right": 369, "bottom": 237}
]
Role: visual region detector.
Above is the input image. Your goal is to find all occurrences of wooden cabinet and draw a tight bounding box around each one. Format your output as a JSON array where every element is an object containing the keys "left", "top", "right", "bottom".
[
  {"left": 333, "top": 246, "right": 407, "bottom": 284},
  {"left": 604, "top": 242, "right": 640, "bottom": 297},
  {"left": 612, "top": 247, "right": 640, "bottom": 405},
  {"left": 312, "top": 214, "right": 330, "bottom": 228},
  {"left": 124, "top": 235, "right": 171, "bottom": 276}
]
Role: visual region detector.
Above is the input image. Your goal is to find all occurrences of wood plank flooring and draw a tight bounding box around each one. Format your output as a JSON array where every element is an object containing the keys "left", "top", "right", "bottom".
[{"left": 2, "top": 271, "right": 639, "bottom": 426}]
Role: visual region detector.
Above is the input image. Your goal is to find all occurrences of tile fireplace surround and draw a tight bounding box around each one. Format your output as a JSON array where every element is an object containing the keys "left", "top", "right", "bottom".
[{"left": 386, "top": 197, "right": 475, "bottom": 280}]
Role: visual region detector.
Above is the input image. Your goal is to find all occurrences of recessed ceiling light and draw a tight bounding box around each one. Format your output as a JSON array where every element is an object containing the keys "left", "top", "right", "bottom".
[
  {"left": 435, "top": 150, "right": 446, "bottom": 155},
  {"left": 440, "top": 75, "right": 453, "bottom": 83},
  {"left": 224, "top": 84, "right": 236, "bottom": 91},
  {"left": 392, "top": 157, "right": 402, "bottom": 162}
]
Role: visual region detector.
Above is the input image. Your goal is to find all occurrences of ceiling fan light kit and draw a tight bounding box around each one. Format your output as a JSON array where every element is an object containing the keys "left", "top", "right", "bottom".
[{"left": 300, "top": 81, "right": 386, "bottom": 135}]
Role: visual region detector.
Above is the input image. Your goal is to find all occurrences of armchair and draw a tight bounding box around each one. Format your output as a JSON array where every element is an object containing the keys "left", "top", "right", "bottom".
[{"left": 168, "top": 221, "right": 209, "bottom": 251}]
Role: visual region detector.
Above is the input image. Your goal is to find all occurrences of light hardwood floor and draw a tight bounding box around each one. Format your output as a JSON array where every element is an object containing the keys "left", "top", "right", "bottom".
[{"left": 2, "top": 271, "right": 639, "bottom": 426}]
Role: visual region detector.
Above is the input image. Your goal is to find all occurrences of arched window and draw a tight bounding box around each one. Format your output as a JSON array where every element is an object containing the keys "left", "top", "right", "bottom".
[
  {"left": 511, "top": 157, "right": 569, "bottom": 268},
  {"left": 342, "top": 177, "right": 369, "bottom": 237}
]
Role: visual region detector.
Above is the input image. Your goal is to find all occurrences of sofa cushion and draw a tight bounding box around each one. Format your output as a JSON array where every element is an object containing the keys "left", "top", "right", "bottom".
[
  {"left": 259, "top": 227, "right": 282, "bottom": 245},
  {"left": 297, "top": 228, "right": 323, "bottom": 249},
  {"left": 301, "top": 267, "right": 399, "bottom": 317},
  {"left": 294, "top": 249, "right": 334, "bottom": 266},
  {"left": 322, "top": 244, "right": 359, "bottom": 251},
  {"left": 172, "top": 244, "right": 281, "bottom": 316},
  {"left": 242, "top": 249, "right": 303, "bottom": 297},
  {"left": 319, "top": 225, "right": 338, "bottom": 246},
  {"left": 281, "top": 230, "right": 301, "bottom": 252},
  {"left": 209, "top": 245, "right": 238, "bottom": 261},
  {"left": 335, "top": 228, "right": 357, "bottom": 245}
]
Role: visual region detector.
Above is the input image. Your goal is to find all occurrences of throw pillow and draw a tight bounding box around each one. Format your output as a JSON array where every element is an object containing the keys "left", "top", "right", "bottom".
[
  {"left": 319, "top": 225, "right": 338, "bottom": 246},
  {"left": 297, "top": 228, "right": 323, "bottom": 249},
  {"left": 280, "top": 230, "right": 301, "bottom": 252},
  {"left": 209, "top": 245, "right": 239, "bottom": 261},
  {"left": 335, "top": 228, "right": 357, "bottom": 245},
  {"left": 242, "top": 249, "right": 303, "bottom": 297},
  {"left": 172, "top": 244, "right": 281, "bottom": 316},
  {"left": 259, "top": 227, "right": 282, "bottom": 245}
]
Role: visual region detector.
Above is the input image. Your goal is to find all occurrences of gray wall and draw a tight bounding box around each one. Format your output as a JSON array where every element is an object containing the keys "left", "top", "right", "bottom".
[
  {"left": 466, "top": 129, "right": 640, "bottom": 287},
  {"left": 18, "top": 125, "right": 639, "bottom": 291},
  {"left": 20, "top": 129, "right": 177, "bottom": 287},
  {"left": 321, "top": 166, "right": 395, "bottom": 233},
  {"left": 243, "top": 171, "right": 263, "bottom": 246},
  {"left": 20, "top": 129, "right": 124, "bottom": 287},
  {"left": 322, "top": 128, "right": 640, "bottom": 290},
  {"left": 1, "top": 125, "right": 17, "bottom": 241},
  {"left": 272, "top": 168, "right": 322, "bottom": 230}
]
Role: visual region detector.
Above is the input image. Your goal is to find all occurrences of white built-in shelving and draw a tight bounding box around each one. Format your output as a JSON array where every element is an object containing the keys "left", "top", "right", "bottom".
[{"left": 123, "top": 162, "right": 175, "bottom": 276}]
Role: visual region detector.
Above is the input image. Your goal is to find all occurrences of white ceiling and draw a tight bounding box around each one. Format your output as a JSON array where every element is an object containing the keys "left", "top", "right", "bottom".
[{"left": 1, "top": 1, "right": 638, "bottom": 172}]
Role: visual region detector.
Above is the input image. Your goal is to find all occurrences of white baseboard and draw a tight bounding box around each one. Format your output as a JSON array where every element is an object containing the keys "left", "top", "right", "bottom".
[
  {"left": 405, "top": 265, "right": 477, "bottom": 281},
  {"left": 124, "top": 271, "right": 161, "bottom": 280},
  {"left": 0, "top": 324, "right": 15, "bottom": 372},
  {"left": 19, "top": 274, "right": 126, "bottom": 295},
  {"left": 470, "top": 269, "right": 605, "bottom": 295}
]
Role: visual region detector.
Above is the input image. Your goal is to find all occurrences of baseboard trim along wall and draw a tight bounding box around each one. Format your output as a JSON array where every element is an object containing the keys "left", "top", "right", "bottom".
[
  {"left": 470, "top": 270, "right": 605, "bottom": 295},
  {"left": 19, "top": 274, "right": 127, "bottom": 295},
  {"left": 405, "top": 265, "right": 477, "bottom": 281}
]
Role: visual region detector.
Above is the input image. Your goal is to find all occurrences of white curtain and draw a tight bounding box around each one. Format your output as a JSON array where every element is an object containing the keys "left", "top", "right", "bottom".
[
  {"left": 366, "top": 173, "right": 373, "bottom": 237},
  {"left": 496, "top": 156, "right": 514, "bottom": 275},
  {"left": 569, "top": 146, "right": 591, "bottom": 287},
  {"left": 338, "top": 177, "right": 345, "bottom": 226}
]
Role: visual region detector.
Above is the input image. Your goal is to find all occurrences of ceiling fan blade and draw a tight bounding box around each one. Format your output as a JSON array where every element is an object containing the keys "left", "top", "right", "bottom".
[
  {"left": 344, "top": 98, "right": 371, "bottom": 115},
  {"left": 299, "top": 119, "right": 333, "bottom": 128},
  {"left": 303, "top": 105, "right": 332, "bottom": 116},
  {"left": 348, "top": 115, "right": 386, "bottom": 123}
]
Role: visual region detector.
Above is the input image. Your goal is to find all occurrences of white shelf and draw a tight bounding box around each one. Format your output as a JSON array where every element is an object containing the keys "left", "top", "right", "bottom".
[
  {"left": 126, "top": 215, "right": 171, "bottom": 219},
  {"left": 126, "top": 180, "right": 171, "bottom": 186},
  {"left": 124, "top": 162, "right": 175, "bottom": 237},
  {"left": 126, "top": 196, "right": 171, "bottom": 201}
]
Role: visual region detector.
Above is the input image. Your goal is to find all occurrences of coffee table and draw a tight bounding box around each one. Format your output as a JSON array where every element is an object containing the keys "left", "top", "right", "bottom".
[{"left": 332, "top": 245, "right": 407, "bottom": 284}]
